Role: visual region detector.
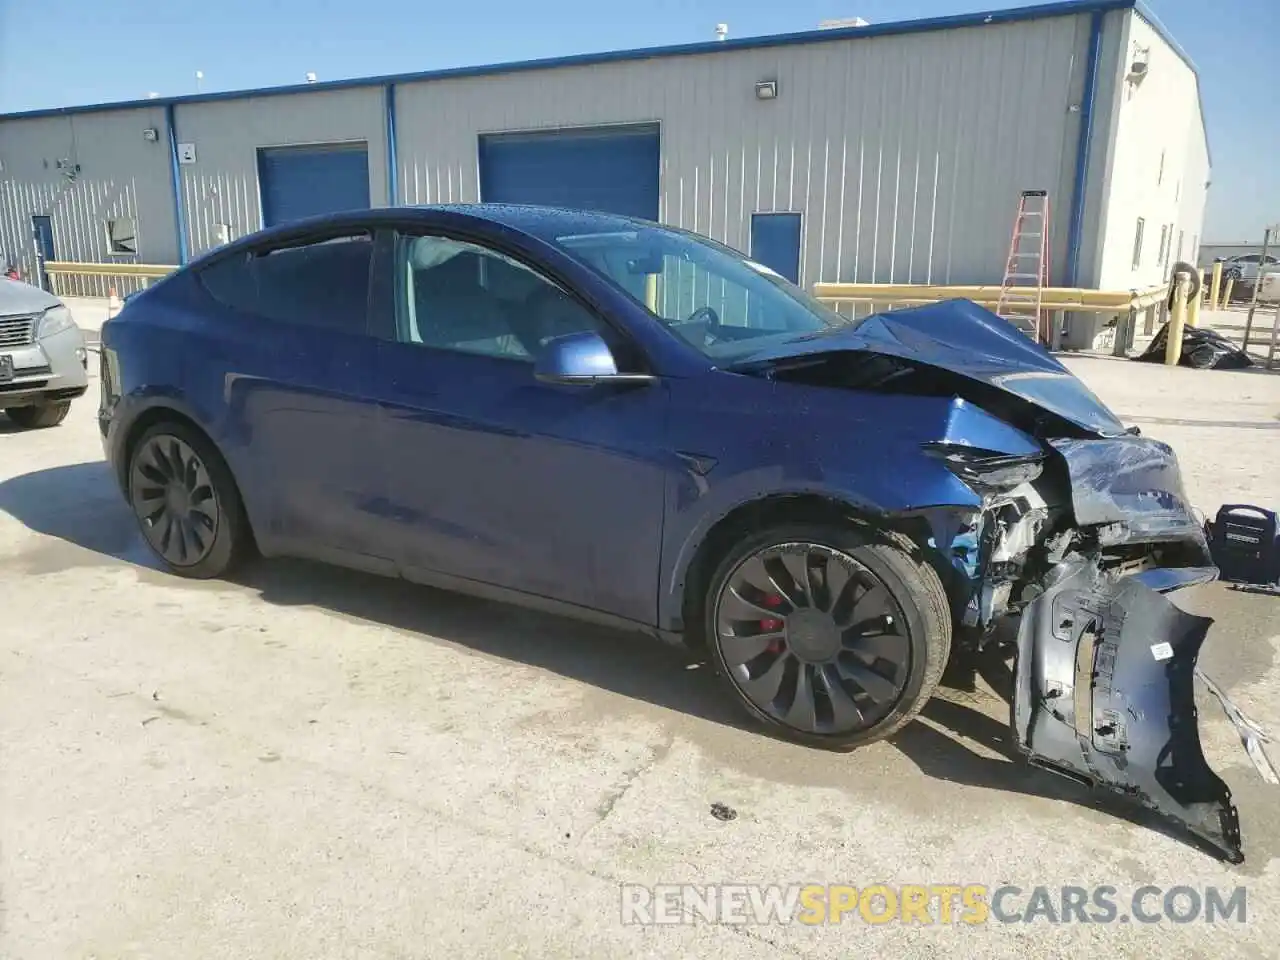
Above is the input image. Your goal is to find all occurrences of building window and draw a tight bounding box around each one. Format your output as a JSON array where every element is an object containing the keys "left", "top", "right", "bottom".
[
  {"left": 1157, "top": 225, "right": 1169, "bottom": 266},
  {"left": 1157, "top": 149, "right": 1165, "bottom": 185},
  {"left": 1132, "top": 218, "right": 1145, "bottom": 270},
  {"left": 106, "top": 217, "right": 137, "bottom": 255},
  {"left": 1177, "top": 230, "right": 1185, "bottom": 262}
]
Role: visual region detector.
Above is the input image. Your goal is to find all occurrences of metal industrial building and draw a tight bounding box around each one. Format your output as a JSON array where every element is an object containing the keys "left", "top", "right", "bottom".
[{"left": 0, "top": 0, "right": 1206, "bottom": 298}]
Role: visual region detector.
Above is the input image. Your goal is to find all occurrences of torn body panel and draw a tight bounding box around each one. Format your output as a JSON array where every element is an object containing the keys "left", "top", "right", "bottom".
[
  {"left": 1012, "top": 560, "right": 1242, "bottom": 863},
  {"left": 730, "top": 300, "right": 1266, "bottom": 860}
]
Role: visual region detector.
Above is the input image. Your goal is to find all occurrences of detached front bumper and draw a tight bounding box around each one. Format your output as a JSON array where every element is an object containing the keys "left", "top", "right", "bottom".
[{"left": 1012, "top": 561, "right": 1242, "bottom": 863}]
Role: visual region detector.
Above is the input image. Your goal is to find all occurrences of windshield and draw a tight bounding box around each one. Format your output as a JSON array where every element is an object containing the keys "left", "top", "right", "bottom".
[{"left": 549, "top": 223, "right": 847, "bottom": 360}]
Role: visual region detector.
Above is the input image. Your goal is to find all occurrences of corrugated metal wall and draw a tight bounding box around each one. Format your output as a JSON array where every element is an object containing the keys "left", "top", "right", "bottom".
[
  {"left": 173, "top": 87, "right": 388, "bottom": 258},
  {"left": 0, "top": 108, "right": 177, "bottom": 294},
  {"left": 0, "top": 10, "right": 1108, "bottom": 292},
  {"left": 395, "top": 13, "right": 1093, "bottom": 287}
]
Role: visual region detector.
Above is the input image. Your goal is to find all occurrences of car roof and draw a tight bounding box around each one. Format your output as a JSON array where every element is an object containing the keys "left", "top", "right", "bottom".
[{"left": 209, "top": 204, "right": 650, "bottom": 256}]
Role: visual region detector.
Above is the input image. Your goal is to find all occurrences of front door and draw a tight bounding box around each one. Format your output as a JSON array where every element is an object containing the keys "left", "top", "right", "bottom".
[
  {"left": 373, "top": 231, "right": 671, "bottom": 624},
  {"left": 31, "top": 216, "right": 54, "bottom": 291}
]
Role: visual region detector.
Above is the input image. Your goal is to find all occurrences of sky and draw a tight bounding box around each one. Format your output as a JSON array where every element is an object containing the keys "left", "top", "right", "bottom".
[{"left": 0, "top": 0, "right": 1275, "bottom": 240}]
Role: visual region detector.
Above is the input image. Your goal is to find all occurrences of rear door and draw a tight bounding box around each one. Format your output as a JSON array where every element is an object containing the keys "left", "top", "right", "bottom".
[{"left": 196, "top": 230, "right": 391, "bottom": 566}]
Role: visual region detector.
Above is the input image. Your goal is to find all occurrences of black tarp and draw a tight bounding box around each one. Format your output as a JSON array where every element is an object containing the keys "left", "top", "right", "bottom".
[{"left": 1135, "top": 323, "right": 1254, "bottom": 370}]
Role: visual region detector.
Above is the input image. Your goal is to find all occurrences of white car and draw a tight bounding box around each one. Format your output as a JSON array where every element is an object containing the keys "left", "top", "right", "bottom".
[
  {"left": 0, "top": 278, "right": 89, "bottom": 429},
  {"left": 1219, "top": 253, "right": 1280, "bottom": 282}
]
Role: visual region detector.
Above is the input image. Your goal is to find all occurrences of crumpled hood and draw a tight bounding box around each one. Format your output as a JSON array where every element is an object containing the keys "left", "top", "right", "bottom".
[
  {"left": 737, "top": 299, "right": 1127, "bottom": 437},
  {"left": 0, "top": 278, "right": 60, "bottom": 316}
]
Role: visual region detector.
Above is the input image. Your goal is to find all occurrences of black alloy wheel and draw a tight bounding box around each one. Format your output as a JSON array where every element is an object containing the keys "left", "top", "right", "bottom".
[
  {"left": 127, "top": 421, "right": 249, "bottom": 578},
  {"left": 131, "top": 434, "right": 220, "bottom": 566},
  {"left": 706, "top": 525, "right": 950, "bottom": 749}
]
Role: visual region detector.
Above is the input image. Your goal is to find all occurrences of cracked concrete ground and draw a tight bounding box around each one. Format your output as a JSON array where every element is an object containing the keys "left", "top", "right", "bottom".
[{"left": 2, "top": 350, "right": 1280, "bottom": 958}]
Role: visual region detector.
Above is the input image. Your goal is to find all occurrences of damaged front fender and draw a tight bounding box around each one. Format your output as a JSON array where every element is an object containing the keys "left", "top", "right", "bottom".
[{"left": 1013, "top": 560, "right": 1243, "bottom": 863}]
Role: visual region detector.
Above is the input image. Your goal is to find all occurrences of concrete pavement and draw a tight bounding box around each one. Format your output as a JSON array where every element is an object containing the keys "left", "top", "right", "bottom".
[{"left": 2, "top": 351, "right": 1280, "bottom": 959}]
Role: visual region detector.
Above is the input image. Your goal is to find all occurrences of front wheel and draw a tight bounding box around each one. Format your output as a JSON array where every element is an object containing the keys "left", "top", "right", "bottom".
[
  {"left": 5, "top": 401, "right": 71, "bottom": 429},
  {"left": 704, "top": 523, "right": 951, "bottom": 749}
]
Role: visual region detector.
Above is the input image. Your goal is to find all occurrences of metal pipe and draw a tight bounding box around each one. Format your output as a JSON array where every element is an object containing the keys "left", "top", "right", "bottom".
[
  {"left": 1222, "top": 277, "right": 1235, "bottom": 309},
  {"left": 1165, "top": 271, "right": 1190, "bottom": 366},
  {"left": 44, "top": 261, "right": 176, "bottom": 278},
  {"left": 1269, "top": 303, "right": 1280, "bottom": 370},
  {"left": 1242, "top": 227, "right": 1274, "bottom": 352},
  {"left": 384, "top": 83, "right": 399, "bottom": 206},
  {"left": 165, "top": 103, "right": 190, "bottom": 265}
]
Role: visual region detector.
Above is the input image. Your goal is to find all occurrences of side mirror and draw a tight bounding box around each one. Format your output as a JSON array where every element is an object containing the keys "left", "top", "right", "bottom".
[{"left": 534, "top": 331, "right": 655, "bottom": 386}]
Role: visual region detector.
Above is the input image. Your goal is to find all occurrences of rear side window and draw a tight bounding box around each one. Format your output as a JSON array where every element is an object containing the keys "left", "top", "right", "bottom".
[{"left": 198, "top": 232, "right": 373, "bottom": 334}]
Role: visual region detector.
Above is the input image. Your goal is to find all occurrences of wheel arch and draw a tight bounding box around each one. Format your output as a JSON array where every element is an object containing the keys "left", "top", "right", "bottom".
[
  {"left": 668, "top": 491, "right": 953, "bottom": 644},
  {"left": 118, "top": 403, "right": 260, "bottom": 550}
]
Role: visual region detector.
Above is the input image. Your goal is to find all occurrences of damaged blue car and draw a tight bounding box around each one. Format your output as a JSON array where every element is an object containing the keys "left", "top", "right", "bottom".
[{"left": 99, "top": 205, "right": 1254, "bottom": 861}]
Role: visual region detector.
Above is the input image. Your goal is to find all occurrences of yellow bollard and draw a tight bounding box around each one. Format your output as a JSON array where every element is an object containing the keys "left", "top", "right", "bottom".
[
  {"left": 1188, "top": 280, "right": 1202, "bottom": 328},
  {"left": 1222, "top": 277, "right": 1235, "bottom": 309},
  {"left": 1165, "top": 272, "right": 1190, "bottom": 366},
  {"left": 644, "top": 273, "right": 658, "bottom": 312},
  {"left": 1210, "top": 261, "right": 1223, "bottom": 313}
]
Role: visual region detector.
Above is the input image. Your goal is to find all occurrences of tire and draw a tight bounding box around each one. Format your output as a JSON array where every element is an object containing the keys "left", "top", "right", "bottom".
[
  {"left": 5, "top": 400, "right": 71, "bottom": 429},
  {"left": 127, "top": 420, "right": 250, "bottom": 579},
  {"left": 704, "top": 522, "right": 951, "bottom": 750}
]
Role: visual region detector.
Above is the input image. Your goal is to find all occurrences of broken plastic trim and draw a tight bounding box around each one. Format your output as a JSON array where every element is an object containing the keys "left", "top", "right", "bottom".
[
  {"left": 922, "top": 444, "right": 1046, "bottom": 494},
  {"left": 1013, "top": 560, "right": 1243, "bottom": 863}
]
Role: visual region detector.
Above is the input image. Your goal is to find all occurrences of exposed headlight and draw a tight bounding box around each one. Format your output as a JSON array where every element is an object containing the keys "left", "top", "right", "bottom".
[
  {"left": 37, "top": 304, "right": 78, "bottom": 339},
  {"left": 924, "top": 443, "right": 1045, "bottom": 493}
]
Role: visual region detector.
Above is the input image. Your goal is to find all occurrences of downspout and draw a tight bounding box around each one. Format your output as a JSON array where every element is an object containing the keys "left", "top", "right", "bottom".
[
  {"left": 165, "top": 103, "right": 190, "bottom": 264},
  {"left": 385, "top": 83, "right": 399, "bottom": 206},
  {"left": 1065, "top": 9, "right": 1105, "bottom": 286}
]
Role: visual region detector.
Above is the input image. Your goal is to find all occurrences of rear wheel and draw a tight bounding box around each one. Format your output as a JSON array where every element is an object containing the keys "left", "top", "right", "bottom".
[
  {"left": 5, "top": 401, "right": 71, "bottom": 429},
  {"left": 127, "top": 421, "right": 249, "bottom": 578},
  {"left": 704, "top": 523, "right": 950, "bottom": 749}
]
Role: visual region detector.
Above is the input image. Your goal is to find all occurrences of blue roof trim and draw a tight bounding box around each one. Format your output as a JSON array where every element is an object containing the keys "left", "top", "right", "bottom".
[{"left": 2, "top": 0, "right": 1139, "bottom": 121}]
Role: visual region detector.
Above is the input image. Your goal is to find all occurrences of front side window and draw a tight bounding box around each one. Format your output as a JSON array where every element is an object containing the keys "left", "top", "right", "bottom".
[
  {"left": 198, "top": 232, "right": 373, "bottom": 334},
  {"left": 395, "top": 234, "right": 609, "bottom": 362},
  {"left": 549, "top": 224, "right": 840, "bottom": 360}
]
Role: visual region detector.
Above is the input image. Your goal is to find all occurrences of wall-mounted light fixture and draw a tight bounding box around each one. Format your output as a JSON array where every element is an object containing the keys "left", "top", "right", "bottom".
[
  {"left": 142, "top": 127, "right": 159, "bottom": 142},
  {"left": 755, "top": 80, "right": 778, "bottom": 101}
]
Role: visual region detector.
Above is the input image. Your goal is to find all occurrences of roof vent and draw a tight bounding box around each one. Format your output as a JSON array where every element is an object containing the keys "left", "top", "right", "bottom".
[{"left": 819, "top": 17, "right": 870, "bottom": 28}]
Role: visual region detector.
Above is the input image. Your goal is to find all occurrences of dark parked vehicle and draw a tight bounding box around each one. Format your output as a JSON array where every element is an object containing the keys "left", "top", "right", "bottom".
[{"left": 100, "top": 205, "right": 1253, "bottom": 861}]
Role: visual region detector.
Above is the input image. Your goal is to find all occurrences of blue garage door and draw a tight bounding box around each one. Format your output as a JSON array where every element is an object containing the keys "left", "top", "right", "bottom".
[
  {"left": 479, "top": 125, "right": 660, "bottom": 221},
  {"left": 258, "top": 142, "right": 371, "bottom": 228}
]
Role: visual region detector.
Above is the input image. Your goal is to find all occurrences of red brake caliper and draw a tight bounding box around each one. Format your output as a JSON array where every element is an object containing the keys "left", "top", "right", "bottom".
[{"left": 760, "top": 595, "right": 786, "bottom": 652}]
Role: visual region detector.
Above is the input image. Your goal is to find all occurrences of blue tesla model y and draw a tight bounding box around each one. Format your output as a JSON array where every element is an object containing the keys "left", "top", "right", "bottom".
[{"left": 100, "top": 204, "right": 1250, "bottom": 861}]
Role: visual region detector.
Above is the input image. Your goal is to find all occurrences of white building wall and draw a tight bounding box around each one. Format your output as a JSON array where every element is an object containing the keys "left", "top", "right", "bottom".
[
  {"left": 0, "top": 8, "right": 1135, "bottom": 294},
  {"left": 1092, "top": 11, "right": 1209, "bottom": 289},
  {"left": 173, "top": 87, "right": 389, "bottom": 258},
  {"left": 394, "top": 12, "right": 1094, "bottom": 288},
  {"left": 0, "top": 107, "right": 178, "bottom": 291}
]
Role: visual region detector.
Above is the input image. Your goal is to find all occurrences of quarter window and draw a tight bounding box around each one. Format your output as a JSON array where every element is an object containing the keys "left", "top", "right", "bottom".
[
  {"left": 395, "top": 234, "right": 609, "bottom": 362},
  {"left": 198, "top": 232, "right": 373, "bottom": 334}
]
